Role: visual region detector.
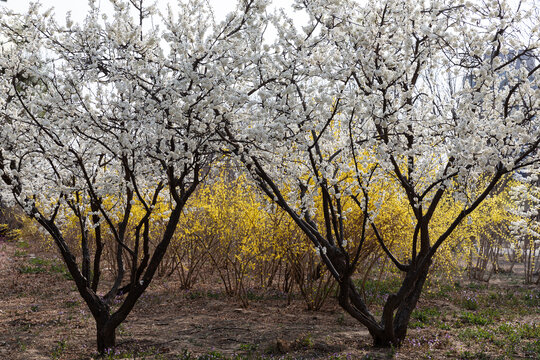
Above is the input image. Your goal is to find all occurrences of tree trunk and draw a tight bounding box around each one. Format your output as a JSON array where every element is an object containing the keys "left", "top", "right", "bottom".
[
  {"left": 96, "top": 316, "right": 117, "bottom": 354},
  {"left": 337, "top": 257, "right": 431, "bottom": 348},
  {"left": 372, "top": 333, "right": 396, "bottom": 347},
  {"left": 392, "top": 265, "right": 430, "bottom": 344}
]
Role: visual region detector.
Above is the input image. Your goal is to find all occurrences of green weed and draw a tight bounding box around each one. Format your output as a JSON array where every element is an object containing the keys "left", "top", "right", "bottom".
[
  {"left": 51, "top": 339, "right": 67, "bottom": 359},
  {"left": 16, "top": 240, "right": 29, "bottom": 249},
  {"left": 461, "top": 295, "right": 479, "bottom": 311},
  {"left": 13, "top": 249, "right": 27, "bottom": 257},
  {"left": 459, "top": 327, "right": 495, "bottom": 341},
  {"left": 458, "top": 350, "right": 491, "bottom": 359},
  {"left": 523, "top": 290, "right": 540, "bottom": 308},
  {"left": 49, "top": 262, "right": 73, "bottom": 280},
  {"left": 17, "top": 338, "right": 27, "bottom": 352},
  {"left": 18, "top": 257, "right": 72, "bottom": 279},
  {"left": 517, "top": 323, "right": 540, "bottom": 338},
  {"left": 466, "top": 283, "right": 487, "bottom": 291},
  {"left": 524, "top": 340, "right": 540, "bottom": 359},
  {"left": 460, "top": 311, "right": 492, "bottom": 326},
  {"left": 412, "top": 307, "right": 441, "bottom": 324},
  {"left": 19, "top": 264, "right": 46, "bottom": 274},
  {"left": 299, "top": 333, "right": 314, "bottom": 348},
  {"left": 239, "top": 343, "right": 258, "bottom": 353},
  {"left": 63, "top": 300, "right": 79, "bottom": 308}
]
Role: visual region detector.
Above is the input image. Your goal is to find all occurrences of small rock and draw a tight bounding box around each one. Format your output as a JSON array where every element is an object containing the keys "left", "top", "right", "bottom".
[{"left": 276, "top": 338, "right": 291, "bottom": 353}]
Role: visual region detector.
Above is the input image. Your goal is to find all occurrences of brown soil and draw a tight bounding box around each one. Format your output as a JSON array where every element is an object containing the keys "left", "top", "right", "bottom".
[
  {"left": 0, "top": 239, "right": 538, "bottom": 360},
  {"left": 0, "top": 239, "right": 378, "bottom": 359}
]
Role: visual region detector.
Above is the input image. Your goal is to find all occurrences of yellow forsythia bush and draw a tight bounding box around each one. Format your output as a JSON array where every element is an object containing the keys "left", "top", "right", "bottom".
[{"left": 20, "top": 166, "right": 523, "bottom": 306}]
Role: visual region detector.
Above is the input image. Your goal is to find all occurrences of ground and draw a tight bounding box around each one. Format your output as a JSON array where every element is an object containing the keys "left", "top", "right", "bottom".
[{"left": 0, "top": 238, "right": 538, "bottom": 360}]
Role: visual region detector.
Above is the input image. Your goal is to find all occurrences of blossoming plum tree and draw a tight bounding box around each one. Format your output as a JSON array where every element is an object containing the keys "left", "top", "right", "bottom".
[
  {"left": 223, "top": 0, "right": 540, "bottom": 346},
  {"left": 0, "top": 0, "right": 265, "bottom": 353}
]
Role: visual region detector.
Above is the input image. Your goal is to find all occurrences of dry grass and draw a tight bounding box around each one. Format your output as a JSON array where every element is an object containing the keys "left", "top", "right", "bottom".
[{"left": 0, "top": 238, "right": 538, "bottom": 360}]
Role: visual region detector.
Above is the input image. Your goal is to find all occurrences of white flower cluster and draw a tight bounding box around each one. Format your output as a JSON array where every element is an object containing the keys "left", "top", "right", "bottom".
[{"left": 0, "top": 0, "right": 538, "bottom": 266}]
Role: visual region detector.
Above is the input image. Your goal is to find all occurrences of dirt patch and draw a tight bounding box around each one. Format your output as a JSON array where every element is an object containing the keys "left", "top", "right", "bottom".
[
  {"left": 1, "top": 239, "right": 539, "bottom": 359},
  {"left": 0, "top": 240, "right": 376, "bottom": 359}
]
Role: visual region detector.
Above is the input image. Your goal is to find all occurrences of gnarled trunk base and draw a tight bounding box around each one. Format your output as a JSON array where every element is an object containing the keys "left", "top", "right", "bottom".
[
  {"left": 372, "top": 334, "right": 400, "bottom": 348},
  {"left": 96, "top": 318, "right": 117, "bottom": 354}
]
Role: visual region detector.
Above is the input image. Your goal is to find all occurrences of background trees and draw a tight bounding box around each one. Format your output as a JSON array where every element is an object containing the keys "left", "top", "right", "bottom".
[
  {"left": 0, "top": 0, "right": 265, "bottom": 353},
  {"left": 511, "top": 173, "right": 540, "bottom": 284},
  {"left": 225, "top": 0, "right": 540, "bottom": 346}
]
